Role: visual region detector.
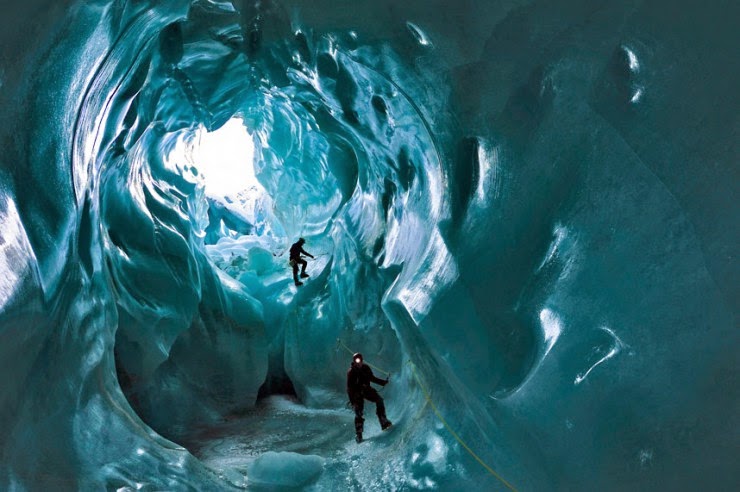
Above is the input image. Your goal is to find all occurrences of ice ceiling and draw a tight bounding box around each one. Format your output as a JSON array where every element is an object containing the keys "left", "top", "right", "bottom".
[{"left": 0, "top": 0, "right": 737, "bottom": 490}]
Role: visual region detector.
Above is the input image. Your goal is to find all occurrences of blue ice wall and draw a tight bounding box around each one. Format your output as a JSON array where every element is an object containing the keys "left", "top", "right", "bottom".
[{"left": 0, "top": 0, "right": 737, "bottom": 490}]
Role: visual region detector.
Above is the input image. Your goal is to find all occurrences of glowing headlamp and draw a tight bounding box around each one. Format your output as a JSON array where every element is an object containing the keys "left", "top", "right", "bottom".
[{"left": 354, "top": 357, "right": 361, "bottom": 364}]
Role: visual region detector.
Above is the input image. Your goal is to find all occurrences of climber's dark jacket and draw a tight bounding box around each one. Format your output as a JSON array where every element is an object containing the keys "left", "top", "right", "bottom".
[
  {"left": 347, "top": 364, "right": 387, "bottom": 402},
  {"left": 289, "top": 243, "right": 311, "bottom": 261}
]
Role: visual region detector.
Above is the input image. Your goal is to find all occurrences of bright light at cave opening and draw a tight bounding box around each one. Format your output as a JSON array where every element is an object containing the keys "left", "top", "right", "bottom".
[{"left": 191, "top": 117, "right": 261, "bottom": 198}]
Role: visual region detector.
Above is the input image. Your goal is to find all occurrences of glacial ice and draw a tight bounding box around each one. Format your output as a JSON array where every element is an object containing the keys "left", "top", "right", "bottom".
[
  {"left": 247, "top": 451, "right": 325, "bottom": 488},
  {"left": 0, "top": 0, "right": 737, "bottom": 490}
]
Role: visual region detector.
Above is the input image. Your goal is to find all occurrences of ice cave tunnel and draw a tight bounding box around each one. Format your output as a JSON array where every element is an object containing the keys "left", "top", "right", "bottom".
[{"left": 0, "top": 0, "right": 737, "bottom": 490}]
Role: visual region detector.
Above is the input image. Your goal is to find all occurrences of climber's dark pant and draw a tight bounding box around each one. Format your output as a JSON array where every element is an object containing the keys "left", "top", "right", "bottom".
[
  {"left": 352, "top": 387, "right": 387, "bottom": 435},
  {"left": 290, "top": 258, "right": 307, "bottom": 280}
]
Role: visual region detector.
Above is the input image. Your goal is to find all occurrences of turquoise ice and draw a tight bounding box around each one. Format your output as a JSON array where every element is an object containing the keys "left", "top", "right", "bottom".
[{"left": 0, "top": 0, "right": 737, "bottom": 490}]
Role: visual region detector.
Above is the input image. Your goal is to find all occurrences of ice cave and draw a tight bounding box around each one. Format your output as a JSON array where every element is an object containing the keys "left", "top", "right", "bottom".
[{"left": 0, "top": 0, "right": 737, "bottom": 490}]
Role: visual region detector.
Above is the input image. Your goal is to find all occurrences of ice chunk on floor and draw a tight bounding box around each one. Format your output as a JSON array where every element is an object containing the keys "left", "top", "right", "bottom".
[{"left": 248, "top": 451, "right": 325, "bottom": 488}]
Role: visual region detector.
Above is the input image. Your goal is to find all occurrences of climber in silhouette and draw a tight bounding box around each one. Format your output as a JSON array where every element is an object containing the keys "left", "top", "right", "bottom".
[
  {"left": 347, "top": 352, "right": 392, "bottom": 443},
  {"left": 289, "top": 238, "right": 314, "bottom": 286}
]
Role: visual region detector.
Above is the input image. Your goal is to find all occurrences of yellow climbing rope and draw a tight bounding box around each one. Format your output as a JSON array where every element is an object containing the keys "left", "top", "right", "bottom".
[
  {"left": 407, "top": 360, "right": 518, "bottom": 492},
  {"left": 335, "top": 339, "right": 517, "bottom": 491}
]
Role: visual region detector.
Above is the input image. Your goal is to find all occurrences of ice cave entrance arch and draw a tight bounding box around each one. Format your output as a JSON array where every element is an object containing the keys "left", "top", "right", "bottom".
[
  {"left": 167, "top": 116, "right": 273, "bottom": 242},
  {"left": 188, "top": 117, "right": 261, "bottom": 200}
]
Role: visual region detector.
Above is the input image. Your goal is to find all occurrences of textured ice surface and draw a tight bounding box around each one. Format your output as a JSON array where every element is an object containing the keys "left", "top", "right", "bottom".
[
  {"left": 0, "top": 0, "right": 737, "bottom": 490},
  {"left": 248, "top": 452, "right": 324, "bottom": 488}
]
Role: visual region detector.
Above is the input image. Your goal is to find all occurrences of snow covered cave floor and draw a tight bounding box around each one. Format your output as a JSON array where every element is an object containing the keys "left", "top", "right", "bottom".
[{"left": 179, "top": 395, "right": 410, "bottom": 490}]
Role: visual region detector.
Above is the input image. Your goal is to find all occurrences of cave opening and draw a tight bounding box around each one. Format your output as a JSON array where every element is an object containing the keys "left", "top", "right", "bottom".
[
  {"left": 103, "top": 6, "right": 422, "bottom": 474},
  {"left": 75, "top": 1, "right": 532, "bottom": 488}
]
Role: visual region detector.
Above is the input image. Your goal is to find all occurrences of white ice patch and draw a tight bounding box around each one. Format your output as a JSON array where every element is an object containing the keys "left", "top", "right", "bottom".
[
  {"left": 247, "top": 451, "right": 324, "bottom": 488},
  {"left": 475, "top": 141, "right": 501, "bottom": 204},
  {"left": 346, "top": 191, "right": 384, "bottom": 250},
  {"left": 423, "top": 144, "right": 445, "bottom": 220},
  {"left": 539, "top": 308, "right": 562, "bottom": 358},
  {"left": 538, "top": 224, "right": 567, "bottom": 272},
  {"left": 621, "top": 46, "right": 644, "bottom": 104},
  {"left": 425, "top": 433, "right": 449, "bottom": 474},
  {"left": 624, "top": 46, "right": 640, "bottom": 72},
  {"left": 0, "top": 196, "right": 37, "bottom": 311},
  {"left": 398, "top": 228, "right": 458, "bottom": 323},
  {"left": 116, "top": 484, "right": 144, "bottom": 492},
  {"left": 407, "top": 433, "right": 448, "bottom": 489},
  {"left": 574, "top": 326, "right": 626, "bottom": 385},
  {"left": 639, "top": 448, "right": 654, "bottom": 467},
  {"left": 536, "top": 223, "right": 579, "bottom": 282},
  {"left": 199, "top": 0, "right": 236, "bottom": 12},
  {"left": 406, "top": 22, "right": 433, "bottom": 47}
]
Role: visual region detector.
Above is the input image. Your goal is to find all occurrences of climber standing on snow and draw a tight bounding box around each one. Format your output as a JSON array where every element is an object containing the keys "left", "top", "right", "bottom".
[
  {"left": 347, "top": 352, "right": 392, "bottom": 443},
  {"left": 289, "top": 237, "right": 313, "bottom": 286}
]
